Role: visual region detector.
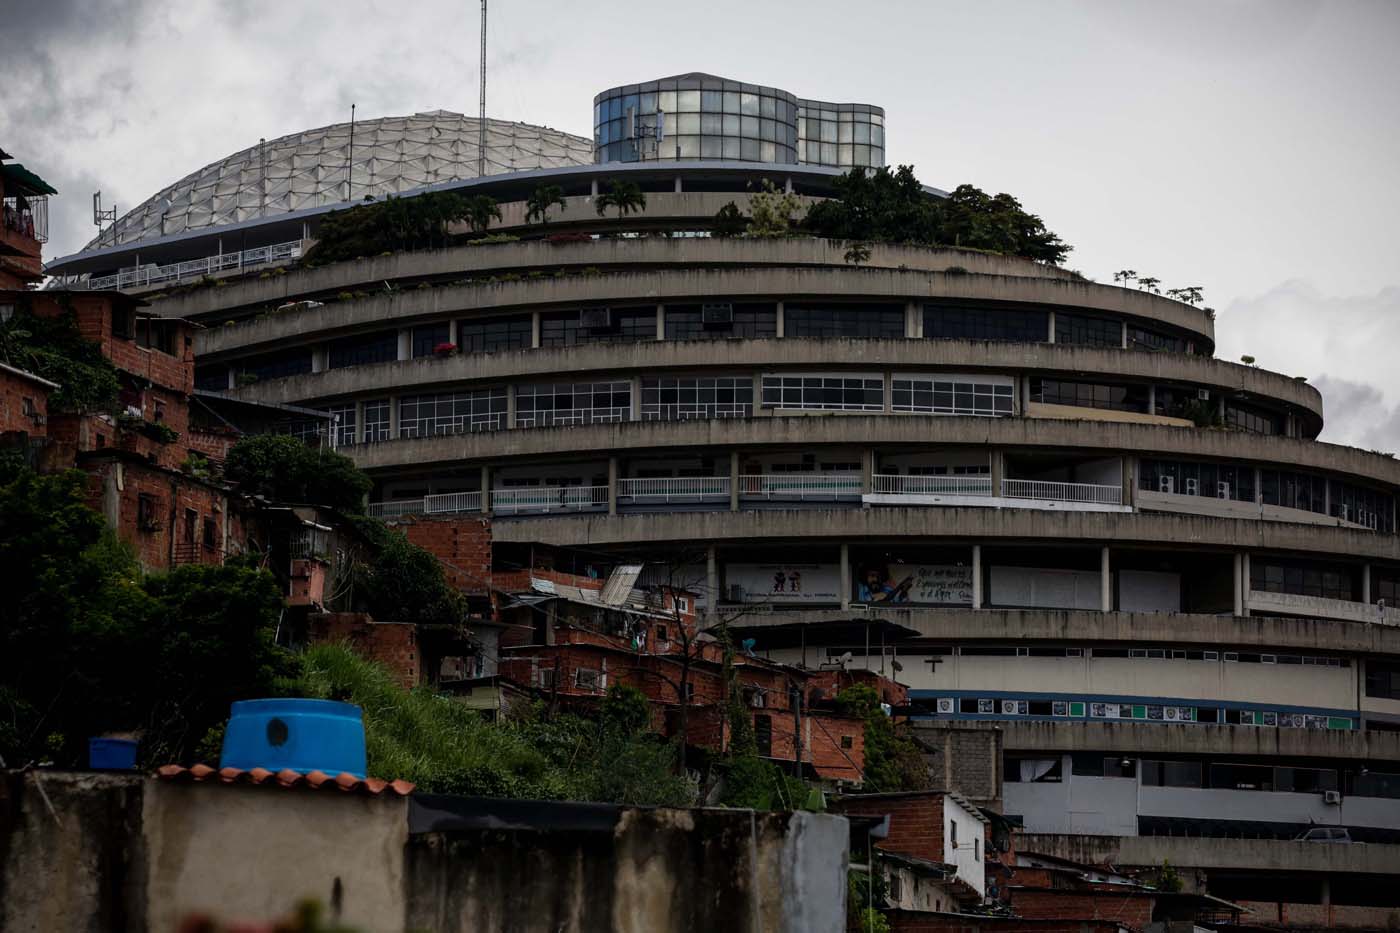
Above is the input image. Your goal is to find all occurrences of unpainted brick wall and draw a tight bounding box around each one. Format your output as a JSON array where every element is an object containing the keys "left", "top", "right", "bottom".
[
  {"left": 30, "top": 293, "right": 194, "bottom": 394},
  {"left": 1009, "top": 890, "right": 1154, "bottom": 929},
  {"left": 399, "top": 516, "right": 493, "bottom": 595},
  {"left": 887, "top": 913, "right": 1123, "bottom": 933},
  {"left": 0, "top": 368, "right": 49, "bottom": 436},
  {"left": 832, "top": 794, "right": 948, "bottom": 864},
  {"left": 308, "top": 613, "right": 421, "bottom": 689},
  {"left": 84, "top": 459, "right": 229, "bottom": 572}
]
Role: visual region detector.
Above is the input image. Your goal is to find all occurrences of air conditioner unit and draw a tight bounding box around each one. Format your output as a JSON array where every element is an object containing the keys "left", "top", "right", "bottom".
[
  {"left": 1184, "top": 478, "right": 1199, "bottom": 496},
  {"left": 702, "top": 302, "right": 734, "bottom": 324},
  {"left": 1323, "top": 790, "right": 1342, "bottom": 805},
  {"left": 1197, "top": 389, "right": 1211, "bottom": 401},
  {"left": 1159, "top": 476, "right": 1175, "bottom": 494},
  {"left": 1218, "top": 482, "right": 1231, "bottom": 499},
  {"left": 579, "top": 307, "right": 613, "bottom": 330},
  {"left": 936, "top": 697, "right": 955, "bottom": 714}
]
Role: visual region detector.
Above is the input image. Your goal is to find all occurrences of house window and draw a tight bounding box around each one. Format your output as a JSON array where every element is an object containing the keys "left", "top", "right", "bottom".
[
  {"left": 888, "top": 871, "right": 903, "bottom": 903},
  {"left": 974, "top": 838, "right": 981, "bottom": 861},
  {"left": 362, "top": 399, "right": 391, "bottom": 443},
  {"left": 950, "top": 820, "right": 958, "bottom": 848},
  {"left": 183, "top": 508, "right": 197, "bottom": 544},
  {"left": 537, "top": 667, "right": 556, "bottom": 690},
  {"left": 675, "top": 596, "right": 691, "bottom": 614},
  {"left": 655, "top": 625, "right": 669, "bottom": 642},
  {"left": 202, "top": 518, "right": 217, "bottom": 550},
  {"left": 754, "top": 714, "right": 773, "bottom": 757},
  {"left": 841, "top": 734, "right": 854, "bottom": 749},
  {"left": 411, "top": 322, "right": 452, "bottom": 358},
  {"left": 784, "top": 305, "right": 904, "bottom": 338},
  {"left": 136, "top": 493, "right": 159, "bottom": 532},
  {"left": 575, "top": 668, "right": 601, "bottom": 691}
]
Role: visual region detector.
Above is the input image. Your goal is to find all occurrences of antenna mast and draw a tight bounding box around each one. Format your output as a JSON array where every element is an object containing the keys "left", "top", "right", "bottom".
[
  {"left": 347, "top": 103, "right": 356, "bottom": 202},
  {"left": 478, "top": 0, "right": 487, "bottom": 177}
]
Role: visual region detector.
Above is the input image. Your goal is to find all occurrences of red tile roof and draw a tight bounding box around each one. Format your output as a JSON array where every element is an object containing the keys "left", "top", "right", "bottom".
[{"left": 156, "top": 763, "right": 414, "bottom": 797}]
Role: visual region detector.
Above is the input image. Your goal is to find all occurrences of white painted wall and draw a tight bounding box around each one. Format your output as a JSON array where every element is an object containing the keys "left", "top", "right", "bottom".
[
  {"left": 944, "top": 796, "right": 986, "bottom": 896},
  {"left": 990, "top": 566, "right": 1100, "bottom": 610}
]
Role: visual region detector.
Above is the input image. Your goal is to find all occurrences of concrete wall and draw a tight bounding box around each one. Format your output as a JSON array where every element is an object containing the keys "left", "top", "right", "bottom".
[
  {"left": 968, "top": 720, "right": 1400, "bottom": 761},
  {"left": 1004, "top": 772, "right": 1139, "bottom": 836},
  {"left": 1248, "top": 589, "right": 1400, "bottom": 626},
  {"left": 1016, "top": 832, "right": 1400, "bottom": 874},
  {"left": 195, "top": 266, "right": 1214, "bottom": 357},
  {"left": 0, "top": 771, "right": 849, "bottom": 933},
  {"left": 345, "top": 416, "right": 1397, "bottom": 491}
]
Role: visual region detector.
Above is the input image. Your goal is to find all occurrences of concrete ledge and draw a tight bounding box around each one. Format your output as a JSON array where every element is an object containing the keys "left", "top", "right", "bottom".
[
  {"left": 346, "top": 416, "right": 1400, "bottom": 492},
  {"left": 155, "top": 225, "right": 1088, "bottom": 319},
  {"left": 932, "top": 720, "right": 1400, "bottom": 760},
  {"left": 486, "top": 507, "right": 1400, "bottom": 561},
  {"left": 731, "top": 608, "right": 1400, "bottom": 655},
  {"left": 193, "top": 265, "right": 1215, "bottom": 356},
  {"left": 1016, "top": 832, "right": 1400, "bottom": 874},
  {"left": 220, "top": 337, "right": 1319, "bottom": 425}
]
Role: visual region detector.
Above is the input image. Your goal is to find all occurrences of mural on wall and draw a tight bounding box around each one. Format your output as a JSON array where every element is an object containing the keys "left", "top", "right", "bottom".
[
  {"left": 726, "top": 563, "right": 841, "bottom": 603},
  {"left": 855, "top": 564, "right": 973, "bottom": 605}
]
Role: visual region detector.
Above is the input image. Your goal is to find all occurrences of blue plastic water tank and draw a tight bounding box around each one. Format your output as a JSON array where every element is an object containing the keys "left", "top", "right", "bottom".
[
  {"left": 89, "top": 737, "right": 139, "bottom": 769},
  {"left": 220, "top": 699, "right": 367, "bottom": 778}
]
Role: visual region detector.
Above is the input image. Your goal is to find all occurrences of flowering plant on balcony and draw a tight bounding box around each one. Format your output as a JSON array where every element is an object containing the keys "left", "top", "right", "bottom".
[{"left": 433, "top": 342, "right": 458, "bottom": 356}]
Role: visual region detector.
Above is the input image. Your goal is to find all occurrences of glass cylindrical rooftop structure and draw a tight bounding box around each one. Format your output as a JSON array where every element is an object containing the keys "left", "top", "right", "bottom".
[{"left": 593, "top": 72, "right": 884, "bottom": 169}]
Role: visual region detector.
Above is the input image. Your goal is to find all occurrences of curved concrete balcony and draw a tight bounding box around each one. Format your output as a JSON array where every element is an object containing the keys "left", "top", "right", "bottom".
[
  {"left": 976, "top": 719, "right": 1400, "bottom": 759},
  {"left": 219, "top": 337, "right": 1316, "bottom": 426},
  {"left": 194, "top": 263, "right": 1215, "bottom": 357},
  {"left": 345, "top": 416, "right": 1396, "bottom": 491}
]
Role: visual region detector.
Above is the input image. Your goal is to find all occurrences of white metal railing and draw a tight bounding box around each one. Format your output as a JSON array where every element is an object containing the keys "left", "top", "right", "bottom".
[
  {"left": 1001, "top": 478, "right": 1123, "bottom": 505},
  {"left": 490, "top": 485, "right": 609, "bottom": 515},
  {"left": 76, "top": 240, "right": 303, "bottom": 291},
  {"left": 616, "top": 476, "right": 730, "bottom": 504},
  {"left": 738, "top": 472, "right": 862, "bottom": 501},
  {"left": 425, "top": 491, "right": 483, "bottom": 514},
  {"left": 871, "top": 474, "right": 994, "bottom": 497},
  {"left": 366, "top": 499, "right": 429, "bottom": 519}
]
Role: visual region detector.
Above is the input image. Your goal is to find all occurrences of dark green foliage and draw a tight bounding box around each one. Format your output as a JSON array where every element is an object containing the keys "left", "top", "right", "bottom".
[
  {"left": 805, "top": 165, "right": 1071, "bottom": 264},
  {"left": 600, "top": 683, "right": 651, "bottom": 736},
  {"left": 711, "top": 201, "right": 747, "bottom": 237},
  {"left": 290, "top": 645, "right": 693, "bottom": 805},
  {"left": 304, "top": 191, "right": 478, "bottom": 265},
  {"left": 0, "top": 462, "right": 292, "bottom": 766},
  {"left": 836, "top": 684, "right": 931, "bottom": 792},
  {"left": 341, "top": 515, "right": 466, "bottom": 625},
  {"left": 224, "top": 434, "right": 370, "bottom": 513},
  {"left": 716, "top": 649, "right": 812, "bottom": 810},
  {"left": 595, "top": 180, "right": 647, "bottom": 218},
  {"left": 0, "top": 303, "right": 120, "bottom": 412}
]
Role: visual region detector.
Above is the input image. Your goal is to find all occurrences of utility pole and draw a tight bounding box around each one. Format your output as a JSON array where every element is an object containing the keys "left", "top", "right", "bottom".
[
  {"left": 791, "top": 679, "right": 804, "bottom": 780},
  {"left": 478, "top": 0, "right": 487, "bottom": 177}
]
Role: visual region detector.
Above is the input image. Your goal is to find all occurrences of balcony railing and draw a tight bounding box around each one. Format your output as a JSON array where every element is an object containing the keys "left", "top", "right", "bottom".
[
  {"left": 172, "top": 542, "right": 221, "bottom": 566},
  {"left": 739, "top": 472, "right": 862, "bottom": 501},
  {"left": 617, "top": 476, "right": 731, "bottom": 504},
  {"left": 365, "top": 491, "right": 483, "bottom": 519},
  {"left": 69, "top": 240, "right": 303, "bottom": 291},
  {"left": 491, "top": 485, "right": 609, "bottom": 515},
  {"left": 871, "top": 474, "right": 993, "bottom": 497},
  {"left": 1001, "top": 478, "right": 1123, "bottom": 505}
]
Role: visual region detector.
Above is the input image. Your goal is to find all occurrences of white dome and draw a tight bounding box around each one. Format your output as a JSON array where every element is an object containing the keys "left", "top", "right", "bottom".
[{"left": 88, "top": 110, "right": 593, "bottom": 249}]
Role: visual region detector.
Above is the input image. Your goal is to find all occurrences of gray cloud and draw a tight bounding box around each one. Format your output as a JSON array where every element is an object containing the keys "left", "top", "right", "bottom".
[{"left": 1312, "top": 375, "right": 1400, "bottom": 453}]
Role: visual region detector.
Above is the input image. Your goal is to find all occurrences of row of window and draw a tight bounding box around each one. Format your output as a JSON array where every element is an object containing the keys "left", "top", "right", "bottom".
[
  {"left": 934, "top": 645, "right": 1347, "bottom": 666},
  {"left": 1251, "top": 559, "right": 1357, "bottom": 601},
  {"left": 936, "top": 695, "right": 1353, "bottom": 730}
]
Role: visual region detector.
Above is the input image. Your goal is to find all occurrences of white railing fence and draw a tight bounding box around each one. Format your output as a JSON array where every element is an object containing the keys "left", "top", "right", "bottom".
[
  {"left": 616, "top": 476, "right": 730, "bottom": 503},
  {"left": 490, "top": 485, "right": 610, "bottom": 515},
  {"left": 738, "top": 472, "right": 862, "bottom": 501},
  {"left": 1001, "top": 478, "right": 1123, "bottom": 505},
  {"left": 71, "top": 240, "right": 303, "bottom": 291},
  {"left": 872, "top": 474, "right": 994, "bottom": 496}
]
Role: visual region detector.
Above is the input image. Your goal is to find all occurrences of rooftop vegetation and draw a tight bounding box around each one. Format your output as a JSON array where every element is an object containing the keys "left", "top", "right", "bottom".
[{"left": 0, "top": 299, "right": 120, "bottom": 412}]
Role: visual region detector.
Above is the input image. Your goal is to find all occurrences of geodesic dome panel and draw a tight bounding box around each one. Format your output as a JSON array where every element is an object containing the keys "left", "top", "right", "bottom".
[{"left": 85, "top": 110, "right": 593, "bottom": 249}]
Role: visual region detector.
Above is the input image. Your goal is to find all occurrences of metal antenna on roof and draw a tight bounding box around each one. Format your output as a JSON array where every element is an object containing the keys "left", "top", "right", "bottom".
[
  {"left": 478, "top": 0, "right": 487, "bottom": 177},
  {"left": 347, "top": 104, "right": 357, "bottom": 202},
  {"left": 92, "top": 191, "right": 117, "bottom": 246}
]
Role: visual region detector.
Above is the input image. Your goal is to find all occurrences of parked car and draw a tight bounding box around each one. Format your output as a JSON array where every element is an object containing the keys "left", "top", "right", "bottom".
[{"left": 1294, "top": 826, "right": 1354, "bottom": 843}]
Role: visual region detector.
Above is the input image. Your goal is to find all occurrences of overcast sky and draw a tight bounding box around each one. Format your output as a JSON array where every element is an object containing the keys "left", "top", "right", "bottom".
[{"left": 4, "top": 0, "right": 1398, "bottom": 449}]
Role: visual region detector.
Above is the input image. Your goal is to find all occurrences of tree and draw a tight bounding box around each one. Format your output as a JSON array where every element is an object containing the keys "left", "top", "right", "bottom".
[
  {"left": 595, "top": 180, "right": 647, "bottom": 219},
  {"left": 464, "top": 194, "right": 503, "bottom": 235},
  {"left": 224, "top": 434, "right": 371, "bottom": 514},
  {"left": 745, "top": 180, "right": 804, "bottom": 237},
  {"left": 1137, "top": 276, "right": 1161, "bottom": 293},
  {"left": 711, "top": 201, "right": 747, "bottom": 237},
  {"left": 1113, "top": 269, "right": 1138, "bottom": 288},
  {"left": 525, "top": 184, "right": 566, "bottom": 225},
  {"left": 338, "top": 515, "right": 467, "bottom": 626},
  {"left": 844, "top": 242, "right": 872, "bottom": 265},
  {"left": 836, "top": 684, "right": 930, "bottom": 792}
]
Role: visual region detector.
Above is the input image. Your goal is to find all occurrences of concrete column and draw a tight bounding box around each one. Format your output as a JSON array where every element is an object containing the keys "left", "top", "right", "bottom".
[
  {"left": 397, "top": 329, "right": 411, "bottom": 361},
  {"left": 1121, "top": 457, "right": 1136, "bottom": 508},
  {"left": 590, "top": 178, "right": 599, "bottom": 197},
  {"left": 775, "top": 301, "right": 785, "bottom": 338},
  {"left": 1147, "top": 385, "right": 1156, "bottom": 416},
  {"left": 990, "top": 450, "right": 1004, "bottom": 497},
  {"left": 506, "top": 385, "right": 517, "bottom": 427},
  {"left": 1324, "top": 479, "right": 1331, "bottom": 517},
  {"left": 753, "top": 372, "right": 769, "bottom": 417},
  {"left": 883, "top": 372, "right": 893, "bottom": 414},
  {"left": 1242, "top": 552, "right": 1252, "bottom": 616},
  {"left": 1233, "top": 553, "right": 1245, "bottom": 616},
  {"left": 1021, "top": 375, "right": 1032, "bottom": 414},
  {"left": 729, "top": 451, "right": 740, "bottom": 512},
  {"left": 448, "top": 319, "right": 459, "bottom": 348},
  {"left": 906, "top": 300, "right": 920, "bottom": 338},
  {"left": 630, "top": 376, "right": 642, "bottom": 421},
  {"left": 839, "top": 543, "right": 851, "bottom": 610},
  {"left": 862, "top": 449, "right": 876, "bottom": 499},
  {"left": 226, "top": 367, "right": 237, "bottom": 390},
  {"left": 608, "top": 457, "right": 619, "bottom": 516},
  {"left": 706, "top": 546, "right": 718, "bottom": 620},
  {"left": 1120, "top": 322, "right": 1128, "bottom": 349},
  {"left": 1100, "top": 546, "right": 1112, "bottom": 612},
  {"left": 784, "top": 176, "right": 793, "bottom": 194},
  {"left": 388, "top": 394, "right": 400, "bottom": 438},
  {"left": 1364, "top": 564, "right": 1372, "bottom": 604},
  {"left": 1217, "top": 394, "right": 1226, "bottom": 422},
  {"left": 311, "top": 346, "right": 328, "bottom": 374},
  {"left": 655, "top": 303, "right": 665, "bottom": 340},
  {"left": 972, "top": 545, "right": 983, "bottom": 609},
  {"left": 1046, "top": 311, "right": 1056, "bottom": 344},
  {"left": 354, "top": 400, "right": 365, "bottom": 445},
  {"left": 531, "top": 311, "right": 542, "bottom": 348},
  {"left": 1255, "top": 467, "right": 1264, "bottom": 505},
  {"left": 480, "top": 466, "right": 492, "bottom": 514}
]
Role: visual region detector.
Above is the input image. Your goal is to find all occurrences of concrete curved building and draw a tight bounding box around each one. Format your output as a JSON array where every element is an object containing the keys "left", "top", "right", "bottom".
[{"left": 46, "top": 73, "right": 1400, "bottom": 917}]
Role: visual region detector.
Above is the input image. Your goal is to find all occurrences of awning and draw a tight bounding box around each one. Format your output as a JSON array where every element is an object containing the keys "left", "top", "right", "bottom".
[{"left": 1, "top": 163, "right": 57, "bottom": 197}]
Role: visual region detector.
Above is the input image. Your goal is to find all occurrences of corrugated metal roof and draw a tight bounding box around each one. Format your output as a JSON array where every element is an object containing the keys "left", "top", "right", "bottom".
[
  {"left": 156, "top": 763, "right": 414, "bottom": 797},
  {"left": 600, "top": 564, "right": 644, "bottom": 607}
]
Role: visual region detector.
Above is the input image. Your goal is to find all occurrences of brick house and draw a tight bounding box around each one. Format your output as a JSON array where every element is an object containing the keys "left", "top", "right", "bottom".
[
  {"left": 0, "top": 150, "right": 54, "bottom": 289},
  {"left": 0, "top": 360, "right": 56, "bottom": 438}
]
